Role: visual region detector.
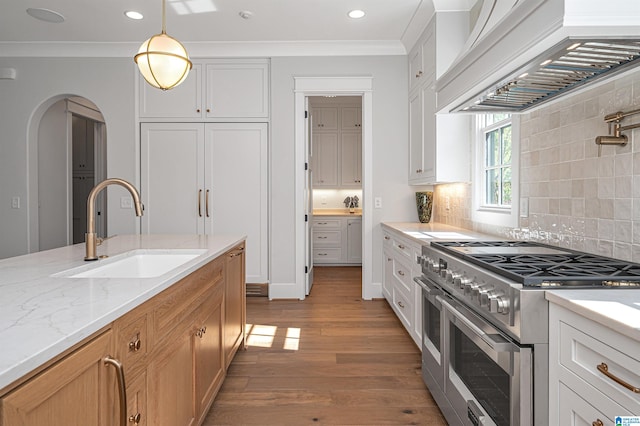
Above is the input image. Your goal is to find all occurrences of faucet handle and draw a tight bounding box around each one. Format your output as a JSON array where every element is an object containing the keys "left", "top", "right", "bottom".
[{"left": 96, "top": 237, "right": 104, "bottom": 246}]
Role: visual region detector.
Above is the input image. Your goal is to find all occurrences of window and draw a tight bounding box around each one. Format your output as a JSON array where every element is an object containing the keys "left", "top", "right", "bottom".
[
  {"left": 472, "top": 114, "right": 519, "bottom": 227},
  {"left": 483, "top": 114, "right": 512, "bottom": 207}
]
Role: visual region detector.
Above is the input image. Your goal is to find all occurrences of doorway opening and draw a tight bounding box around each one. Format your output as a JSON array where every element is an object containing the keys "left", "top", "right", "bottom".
[
  {"left": 307, "top": 95, "right": 363, "bottom": 295},
  {"left": 294, "top": 75, "right": 373, "bottom": 301},
  {"left": 37, "top": 96, "right": 107, "bottom": 251}
]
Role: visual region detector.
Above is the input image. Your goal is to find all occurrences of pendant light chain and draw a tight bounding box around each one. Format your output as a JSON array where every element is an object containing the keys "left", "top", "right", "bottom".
[{"left": 161, "top": 0, "right": 166, "bottom": 35}]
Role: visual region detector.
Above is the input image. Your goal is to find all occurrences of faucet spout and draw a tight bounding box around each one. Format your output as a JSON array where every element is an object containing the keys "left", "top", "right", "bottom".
[{"left": 85, "top": 178, "right": 143, "bottom": 261}]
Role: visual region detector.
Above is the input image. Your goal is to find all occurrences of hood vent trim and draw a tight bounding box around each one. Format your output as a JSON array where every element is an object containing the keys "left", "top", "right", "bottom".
[{"left": 455, "top": 38, "right": 640, "bottom": 113}]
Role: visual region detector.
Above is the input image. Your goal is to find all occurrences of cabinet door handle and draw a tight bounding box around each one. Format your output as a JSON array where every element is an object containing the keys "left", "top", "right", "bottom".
[
  {"left": 129, "top": 413, "right": 142, "bottom": 424},
  {"left": 198, "top": 189, "right": 202, "bottom": 217},
  {"left": 384, "top": 236, "right": 390, "bottom": 240},
  {"left": 416, "top": 70, "right": 423, "bottom": 78},
  {"left": 597, "top": 363, "right": 640, "bottom": 393},
  {"left": 397, "top": 301, "right": 405, "bottom": 308},
  {"left": 128, "top": 337, "right": 141, "bottom": 352},
  {"left": 398, "top": 270, "right": 405, "bottom": 276},
  {"left": 206, "top": 189, "right": 210, "bottom": 217},
  {"left": 196, "top": 108, "right": 201, "bottom": 113},
  {"left": 104, "top": 356, "right": 128, "bottom": 426},
  {"left": 206, "top": 108, "right": 211, "bottom": 113},
  {"left": 592, "top": 420, "right": 603, "bottom": 426},
  {"left": 398, "top": 244, "right": 405, "bottom": 250}
]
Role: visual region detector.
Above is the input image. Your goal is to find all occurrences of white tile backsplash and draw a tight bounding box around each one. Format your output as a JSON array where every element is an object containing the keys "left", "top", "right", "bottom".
[{"left": 432, "top": 67, "right": 640, "bottom": 261}]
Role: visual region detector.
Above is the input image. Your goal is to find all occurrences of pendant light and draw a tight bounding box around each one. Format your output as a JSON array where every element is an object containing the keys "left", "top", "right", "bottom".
[{"left": 134, "top": 0, "right": 192, "bottom": 90}]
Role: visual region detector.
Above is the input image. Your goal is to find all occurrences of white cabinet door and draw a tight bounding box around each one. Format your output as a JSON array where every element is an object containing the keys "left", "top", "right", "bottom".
[
  {"left": 408, "top": 89, "right": 423, "bottom": 183},
  {"left": 139, "top": 64, "right": 203, "bottom": 119},
  {"left": 312, "top": 133, "right": 338, "bottom": 187},
  {"left": 206, "top": 123, "right": 268, "bottom": 283},
  {"left": 341, "top": 107, "right": 361, "bottom": 130},
  {"left": 312, "top": 108, "right": 338, "bottom": 130},
  {"left": 346, "top": 219, "right": 362, "bottom": 263},
  {"left": 205, "top": 61, "right": 269, "bottom": 119},
  {"left": 340, "top": 132, "right": 361, "bottom": 187},
  {"left": 140, "top": 123, "right": 205, "bottom": 235},
  {"left": 140, "top": 122, "right": 268, "bottom": 283},
  {"left": 421, "top": 74, "right": 437, "bottom": 182}
]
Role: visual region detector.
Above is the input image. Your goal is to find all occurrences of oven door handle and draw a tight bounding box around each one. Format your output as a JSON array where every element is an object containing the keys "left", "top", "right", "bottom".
[
  {"left": 414, "top": 276, "right": 443, "bottom": 307},
  {"left": 438, "top": 296, "right": 519, "bottom": 354}
]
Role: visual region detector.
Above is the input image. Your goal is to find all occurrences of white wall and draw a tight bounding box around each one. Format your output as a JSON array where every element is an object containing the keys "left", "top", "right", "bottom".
[
  {"left": 270, "top": 56, "right": 417, "bottom": 290},
  {"left": 0, "top": 57, "right": 138, "bottom": 259}
]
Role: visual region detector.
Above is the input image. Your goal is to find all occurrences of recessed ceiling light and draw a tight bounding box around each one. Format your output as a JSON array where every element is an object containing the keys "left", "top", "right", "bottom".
[
  {"left": 26, "top": 8, "right": 65, "bottom": 23},
  {"left": 125, "top": 10, "right": 144, "bottom": 20},
  {"left": 348, "top": 9, "right": 365, "bottom": 19},
  {"left": 239, "top": 10, "right": 253, "bottom": 20}
]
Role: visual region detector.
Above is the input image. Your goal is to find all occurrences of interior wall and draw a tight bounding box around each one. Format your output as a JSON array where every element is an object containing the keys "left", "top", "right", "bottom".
[
  {"left": 0, "top": 57, "right": 137, "bottom": 259},
  {"left": 270, "top": 55, "right": 414, "bottom": 290},
  {"left": 37, "top": 99, "right": 69, "bottom": 251}
]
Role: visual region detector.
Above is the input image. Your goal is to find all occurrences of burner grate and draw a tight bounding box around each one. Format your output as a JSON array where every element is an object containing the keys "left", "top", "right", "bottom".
[{"left": 431, "top": 241, "right": 640, "bottom": 287}]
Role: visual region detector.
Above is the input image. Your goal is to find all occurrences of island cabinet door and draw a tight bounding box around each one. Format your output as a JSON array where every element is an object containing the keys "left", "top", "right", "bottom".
[
  {"left": 224, "top": 244, "right": 246, "bottom": 369},
  {"left": 1, "top": 331, "right": 116, "bottom": 426},
  {"left": 194, "top": 285, "right": 225, "bottom": 424},
  {"left": 146, "top": 331, "right": 196, "bottom": 426}
]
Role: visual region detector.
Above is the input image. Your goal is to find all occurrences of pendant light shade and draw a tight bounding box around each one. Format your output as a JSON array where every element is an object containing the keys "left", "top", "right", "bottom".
[{"left": 134, "top": 0, "right": 192, "bottom": 90}]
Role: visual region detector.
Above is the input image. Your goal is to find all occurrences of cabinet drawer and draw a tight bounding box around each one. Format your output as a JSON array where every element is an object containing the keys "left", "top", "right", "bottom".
[
  {"left": 314, "top": 248, "right": 342, "bottom": 263},
  {"left": 392, "top": 286, "right": 414, "bottom": 330},
  {"left": 392, "top": 257, "right": 414, "bottom": 298},
  {"left": 152, "top": 257, "right": 224, "bottom": 342},
  {"left": 559, "top": 321, "right": 640, "bottom": 412},
  {"left": 313, "top": 218, "right": 341, "bottom": 229},
  {"left": 383, "top": 232, "right": 393, "bottom": 248},
  {"left": 126, "top": 372, "right": 148, "bottom": 426},
  {"left": 557, "top": 381, "right": 627, "bottom": 426},
  {"left": 313, "top": 230, "right": 341, "bottom": 246},
  {"left": 114, "top": 311, "right": 148, "bottom": 376}
]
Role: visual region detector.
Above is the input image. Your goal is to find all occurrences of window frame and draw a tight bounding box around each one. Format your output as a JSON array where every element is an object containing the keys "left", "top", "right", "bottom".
[{"left": 471, "top": 114, "right": 520, "bottom": 228}]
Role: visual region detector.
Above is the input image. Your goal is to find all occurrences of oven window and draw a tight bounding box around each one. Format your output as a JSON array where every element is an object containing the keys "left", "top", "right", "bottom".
[
  {"left": 450, "top": 324, "right": 510, "bottom": 426},
  {"left": 424, "top": 297, "right": 441, "bottom": 351}
]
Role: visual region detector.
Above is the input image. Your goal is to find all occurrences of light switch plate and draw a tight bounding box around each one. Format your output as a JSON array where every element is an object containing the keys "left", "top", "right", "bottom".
[
  {"left": 11, "top": 196, "right": 20, "bottom": 209},
  {"left": 374, "top": 197, "right": 382, "bottom": 208}
]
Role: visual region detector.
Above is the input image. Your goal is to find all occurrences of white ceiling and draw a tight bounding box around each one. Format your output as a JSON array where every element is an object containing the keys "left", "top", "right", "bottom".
[{"left": 0, "top": 0, "right": 476, "bottom": 57}]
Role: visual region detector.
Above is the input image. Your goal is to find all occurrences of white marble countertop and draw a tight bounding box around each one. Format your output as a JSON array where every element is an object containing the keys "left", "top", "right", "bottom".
[
  {"left": 381, "top": 222, "right": 499, "bottom": 244},
  {"left": 0, "top": 234, "right": 245, "bottom": 394},
  {"left": 546, "top": 290, "right": 640, "bottom": 342}
]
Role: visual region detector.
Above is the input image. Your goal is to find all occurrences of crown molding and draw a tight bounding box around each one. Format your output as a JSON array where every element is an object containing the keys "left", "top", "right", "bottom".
[{"left": 0, "top": 40, "right": 407, "bottom": 58}]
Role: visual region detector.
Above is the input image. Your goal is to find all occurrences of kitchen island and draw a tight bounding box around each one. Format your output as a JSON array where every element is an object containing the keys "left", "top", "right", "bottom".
[{"left": 0, "top": 234, "right": 246, "bottom": 426}]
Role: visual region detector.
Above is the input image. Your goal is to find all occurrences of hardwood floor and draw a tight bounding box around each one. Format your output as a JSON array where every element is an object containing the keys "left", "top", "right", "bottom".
[{"left": 203, "top": 266, "right": 447, "bottom": 425}]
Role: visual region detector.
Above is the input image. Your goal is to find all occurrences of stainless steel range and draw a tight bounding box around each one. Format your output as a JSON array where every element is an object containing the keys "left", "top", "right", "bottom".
[{"left": 414, "top": 240, "right": 640, "bottom": 426}]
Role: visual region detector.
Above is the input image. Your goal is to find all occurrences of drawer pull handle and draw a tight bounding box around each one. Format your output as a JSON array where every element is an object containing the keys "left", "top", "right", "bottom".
[
  {"left": 398, "top": 244, "right": 405, "bottom": 249},
  {"left": 195, "top": 326, "right": 207, "bottom": 338},
  {"left": 129, "top": 413, "right": 142, "bottom": 424},
  {"left": 592, "top": 420, "right": 603, "bottom": 426},
  {"left": 387, "top": 258, "right": 392, "bottom": 261},
  {"left": 128, "top": 337, "right": 141, "bottom": 352},
  {"left": 398, "top": 270, "right": 405, "bottom": 276},
  {"left": 397, "top": 301, "right": 405, "bottom": 308},
  {"left": 597, "top": 363, "right": 640, "bottom": 393},
  {"left": 384, "top": 236, "right": 390, "bottom": 240},
  {"left": 317, "top": 236, "right": 328, "bottom": 239}
]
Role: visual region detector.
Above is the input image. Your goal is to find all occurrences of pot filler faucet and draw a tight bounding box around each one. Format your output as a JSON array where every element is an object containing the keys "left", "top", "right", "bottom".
[{"left": 85, "top": 178, "right": 144, "bottom": 261}]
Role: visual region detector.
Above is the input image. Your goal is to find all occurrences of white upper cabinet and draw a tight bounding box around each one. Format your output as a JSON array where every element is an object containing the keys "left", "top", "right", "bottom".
[
  {"left": 312, "top": 107, "right": 338, "bottom": 130},
  {"left": 340, "top": 132, "right": 362, "bottom": 187},
  {"left": 341, "top": 107, "right": 362, "bottom": 130},
  {"left": 139, "top": 59, "right": 269, "bottom": 121},
  {"left": 408, "top": 12, "right": 470, "bottom": 185}
]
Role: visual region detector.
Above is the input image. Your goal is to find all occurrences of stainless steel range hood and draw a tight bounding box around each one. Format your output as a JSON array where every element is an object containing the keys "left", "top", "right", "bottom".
[{"left": 435, "top": 0, "right": 640, "bottom": 113}]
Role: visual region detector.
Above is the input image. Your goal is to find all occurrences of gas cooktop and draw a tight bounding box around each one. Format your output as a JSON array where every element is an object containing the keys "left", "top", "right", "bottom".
[{"left": 430, "top": 240, "right": 640, "bottom": 288}]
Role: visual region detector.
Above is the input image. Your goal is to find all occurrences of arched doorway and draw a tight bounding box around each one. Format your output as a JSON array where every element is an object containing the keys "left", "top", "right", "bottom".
[{"left": 36, "top": 96, "right": 107, "bottom": 251}]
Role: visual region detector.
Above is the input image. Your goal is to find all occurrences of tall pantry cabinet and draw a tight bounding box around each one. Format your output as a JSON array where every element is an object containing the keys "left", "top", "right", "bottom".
[{"left": 138, "top": 59, "right": 269, "bottom": 284}]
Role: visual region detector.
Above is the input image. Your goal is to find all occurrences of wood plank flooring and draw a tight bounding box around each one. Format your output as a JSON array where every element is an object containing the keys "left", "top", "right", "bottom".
[{"left": 203, "top": 266, "right": 447, "bottom": 425}]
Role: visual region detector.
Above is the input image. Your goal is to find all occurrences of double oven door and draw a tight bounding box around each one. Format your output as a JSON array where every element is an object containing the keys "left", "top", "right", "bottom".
[{"left": 417, "top": 276, "right": 533, "bottom": 426}]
